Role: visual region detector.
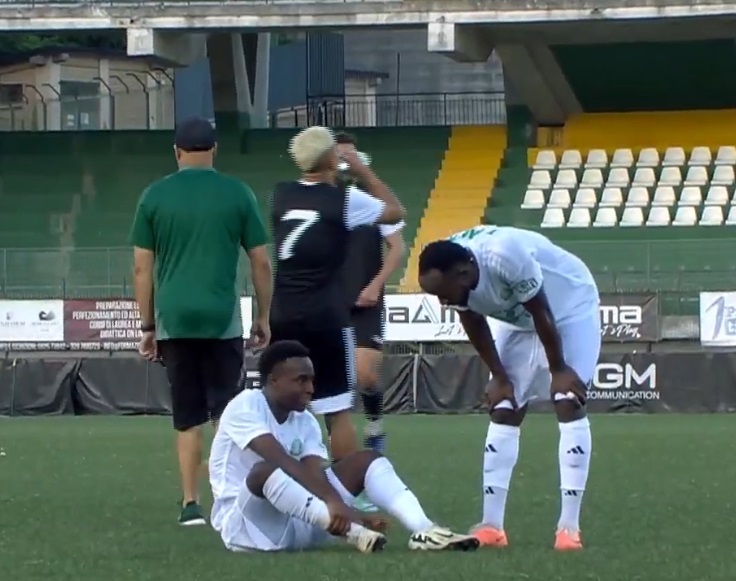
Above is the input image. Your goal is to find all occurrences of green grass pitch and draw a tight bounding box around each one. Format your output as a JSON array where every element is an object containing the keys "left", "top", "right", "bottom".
[{"left": 1, "top": 413, "right": 733, "bottom": 581}]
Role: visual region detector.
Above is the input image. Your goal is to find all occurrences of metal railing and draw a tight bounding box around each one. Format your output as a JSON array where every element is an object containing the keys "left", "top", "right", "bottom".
[
  {"left": 272, "top": 92, "right": 507, "bottom": 128},
  {"left": 0, "top": 86, "right": 174, "bottom": 132}
]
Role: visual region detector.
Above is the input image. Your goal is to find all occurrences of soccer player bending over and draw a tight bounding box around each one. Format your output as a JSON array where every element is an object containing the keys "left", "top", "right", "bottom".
[
  {"left": 208, "top": 340, "right": 479, "bottom": 553},
  {"left": 418, "top": 225, "right": 600, "bottom": 551}
]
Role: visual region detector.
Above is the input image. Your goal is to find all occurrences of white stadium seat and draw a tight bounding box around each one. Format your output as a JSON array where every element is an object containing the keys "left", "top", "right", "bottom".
[
  {"left": 553, "top": 169, "right": 578, "bottom": 189},
  {"left": 647, "top": 206, "right": 671, "bottom": 226},
  {"left": 700, "top": 206, "right": 724, "bottom": 226},
  {"left": 711, "top": 165, "right": 735, "bottom": 186},
  {"left": 610, "top": 148, "right": 634, "bottom": 168},
  {"left": 632, "top": 167, "right": 656, "bottom": 187},
  {"left": 533, "top": 150, "right": 557, "bottom": 170},
  {"left": 636, "top": 148, "right": 660, "bottom": 167},
  {"left": 620, "top": 207, "right": 644, "bottom": 227},
  {"left": 672, "top": 206, "right": 697, "bottom": 226},
  {"left": 715, "top": 146, "right": 736, "bottom": 165},
  {"left": 567, "top": 208, "right": 591, "bottom": 228},
  {"left": 573, "top": 188, "right": 597, "bottom": 208},
  {"left": 521, "top": 189, "right": 545, "bottom": 209},
  {"left": 606, "top": 168, "right": 630, "bottom": 188},
  {"left": 652, "top": 186, "right": 676, "bottom": 207},
  {"left": 679, "top": 186, "right": 703, "bottom": 206},
  {"left": 529, "top": 170, "right": 552, "bottom": 189},
  {"left": 626, "top": 187, "right": 650, "bottom": 207},
  {"left": 580, "top": 168, "right": 604, "bottom": 188},
  {"left": 659, "top": 166, "right": 683, "bottom": 187},
  {"left": 704, "top": 186, "right": 729, "bottom": 206},
  {"left": 599, "top": 187, "right": 624, "bottom": 207},
  {"left": 559, "top": 150, "right": 582, "bottom": 169},
  {"left": 726, "top": 206, "right": 736, "bottom": 225},
  {"left": 683, "top": 166, "right": 707, "bottom": 187},
  {"left": 541, "top": 208, "right": 565, "bottom": 228},
  {"left": 688, "top": 146, "right": 712, "bottom": 166},
  {"left": 585, "top": 149, "right": 608, "bottom": 168},
  {"left": 593, "top": 207, "right": 618, "bottom": 227},
  {"left": 662, "top": 147, "right": 686, "bottom": 167},
  {"left": 547, "top": 189, "right": 572, "bottom": 209}
]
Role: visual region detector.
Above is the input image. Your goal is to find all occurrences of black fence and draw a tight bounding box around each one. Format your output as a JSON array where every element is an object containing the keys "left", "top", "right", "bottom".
[{"left": 2, "top": 351, "right": 735, "bottom": 416}]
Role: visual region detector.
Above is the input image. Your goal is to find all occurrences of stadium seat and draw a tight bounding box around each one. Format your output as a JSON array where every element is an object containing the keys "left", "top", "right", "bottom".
[
  {"left": 660, "top": 167, "right": 683, "bottom": 186},
  {"left": 637, "top": 148, "right": 660, "bottom": 167},
  {"left": 600, "top": 187, "right": 624, "bottom": 207},
  {"left": 621, "top": 207, "right": 644, "bottom": 226},
  {"left": 683, "top": 166, "right": 708, "bottom": 187},
  {"left": 679, "top": 186, "right": 703, "bottom": 206},
  {"left": 647, "top": 206, "right": 671, "bottom": 226},
  {"left": 559, "top": 150, "right": 582, "bottom": 169},
  {"left": 673, "top": 206, "right": 697, "bottom": 226},
  {"left": 726, "top": 206, "right": 736, "bottom": 225},
  {"left": 533, "top": 150, "right": 556, "bottom": 170},
  {"left": 530, "top": 170, "right": 552, "bottom": 189},
  {"left": 580, "top": 168, "right": 604, "bottom": 188},
  {"left": 607, "top": 168, "right": 630, "bottom": 188},
  {"left": 585, "top": 149, "right": 608, "bottom": 168},
  {"left": 548, "top": 189, "right": 572, "bottom": 208},
  {"left": 700, "top": 205, "right": 724, "bottom": 226},
  {"left": 593, "top": 207, "right": 618, "bottom": 227},
  {"left": 610, "top": 148, "right": 634, "bottom": 168},
  {"left": 711, "top": 166, "right": 735, "bottom": 186},
  {"left": 632, "top": 168, "right": 656, "bottom": 187},
  {"left": 567, "top": 208, "right": 591, "bottom": 228},
  {"left": 626, "top": 187, "right": 650, "bottom": 207},
  {"left": 522, "top": 189, "right": 545, "bottom": 209},
  {"left": 541, "top": 208, "right": 565, "bottom": 228},
  {"left": 652, "top": 186, "right": 676, "bottom": 207},
  {"left": 573, "top": 188, "right": 597, "bottom": 208},
  {"left": 689, "top": 146, "right": 712, "bottom": 166},
  {"left": 554, "top": 169, "right": 578, "bottom": 189},
  {"left": 705, "top": 186, "right": 729, "bottom": 206},
  {"left": 715, "top": 146, "right": 736, "bottom": 165},
  {"left": 662, "top": 147, "right": 686, "bottom": 166}
]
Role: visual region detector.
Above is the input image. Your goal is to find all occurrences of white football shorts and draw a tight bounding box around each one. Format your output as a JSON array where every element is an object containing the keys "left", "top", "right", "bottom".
[
  {"left": 490, "top": 311, "right": 601, "bottom": 409},
  {"left": 215, "top": 468, "right": 354, "bottom": 552}
]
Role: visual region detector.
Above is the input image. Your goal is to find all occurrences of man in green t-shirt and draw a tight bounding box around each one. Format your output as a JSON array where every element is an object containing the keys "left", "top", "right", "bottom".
[{"left": 129, "top": 117, "right": 272, "bottom": 526}]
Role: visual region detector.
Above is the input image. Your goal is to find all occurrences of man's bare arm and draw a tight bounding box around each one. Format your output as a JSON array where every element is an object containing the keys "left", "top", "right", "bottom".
[
  {"left": 370, "top": 230, "right": 406, "bottom": 289},
  {"left": 459, "top": 310, "right": 509, "bottom": 382},
  {"left": 248, "top": 434, "right": 344, "bottom": 504},
  {"left": 247, "top": 245, "right": 273, "bottom": 321},
  {"left": 352, "top": 165, "right": 405, "bottom": 224},
  {"left": 133, "top": 246, "right": 155, "bottom": 327},
  {"left": 522, "top": 289, "right": 566, "bottom": 372}
]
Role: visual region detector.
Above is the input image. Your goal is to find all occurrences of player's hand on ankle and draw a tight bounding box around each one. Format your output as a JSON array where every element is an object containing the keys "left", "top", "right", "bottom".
[
  {"left": 325, "top": 500, "right": 354, "bottom": 536},
  {"left": 485, "top": 377, "right": 517, "bottom": 410}
]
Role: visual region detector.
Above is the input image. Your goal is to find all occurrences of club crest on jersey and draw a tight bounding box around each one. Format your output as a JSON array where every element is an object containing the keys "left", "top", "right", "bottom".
[{"left": 289, "top": 439, "right": 304, "bottom": 457}]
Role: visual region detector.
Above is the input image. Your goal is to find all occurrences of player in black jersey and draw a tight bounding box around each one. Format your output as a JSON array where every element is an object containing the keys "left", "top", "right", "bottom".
[
  {"left": 270, "top": 126, "right": 405, "bottom": 463},
  {"left": 336, "top": 133, "right": 406, "bottom": 454}
]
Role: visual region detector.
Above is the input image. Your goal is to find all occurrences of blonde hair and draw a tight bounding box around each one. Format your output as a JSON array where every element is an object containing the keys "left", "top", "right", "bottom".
[{"left": 289, "top": 126, "right": 336, "bottom": 172}]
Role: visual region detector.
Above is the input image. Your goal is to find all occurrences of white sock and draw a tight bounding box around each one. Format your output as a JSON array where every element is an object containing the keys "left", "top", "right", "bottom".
[
  {"left": 262, "top": 468, "right": 367, "bottom": 537},
  {"left": 482, "top": 422, "right": 520, "bottom": 530},
  {"left": 557, "top": 418, "right": 592, "bottom": 532},
  {"left": 363, "top": 457, "right": 434, "bottom": 533}
]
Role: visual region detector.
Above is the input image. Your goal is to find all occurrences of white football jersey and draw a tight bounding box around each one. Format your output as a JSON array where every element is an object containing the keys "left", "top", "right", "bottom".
[
  {"left": 208, "top": 389, "right": 328, "bottom": 532},
  {"left": 448, "top": 225, "right": 599, "bottom": 330}
]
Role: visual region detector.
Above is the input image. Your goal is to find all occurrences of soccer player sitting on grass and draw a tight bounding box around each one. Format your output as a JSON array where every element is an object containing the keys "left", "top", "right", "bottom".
[{"left": 208, "top": 340, "right": 479, "bottom": 553}]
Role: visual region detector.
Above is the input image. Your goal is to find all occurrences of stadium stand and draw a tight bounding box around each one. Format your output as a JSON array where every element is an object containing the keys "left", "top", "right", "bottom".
[
  {"left": 0, "top": 127, "right": 446, "bottom": 297},
  {"left": 486, "top": 110, "right": 736, "bottom": 315},
  {"left": 401, "top": 125, "right": 505, "bottom": 291}
]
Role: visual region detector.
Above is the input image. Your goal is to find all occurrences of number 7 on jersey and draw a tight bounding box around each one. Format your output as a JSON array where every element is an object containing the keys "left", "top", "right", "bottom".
[{"left": 278, "top": 209, "right": 320, "bottom": 260}]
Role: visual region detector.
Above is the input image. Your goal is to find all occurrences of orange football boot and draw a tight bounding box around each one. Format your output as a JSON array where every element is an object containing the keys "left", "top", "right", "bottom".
[
  {"left": 554, "top": 528, "right": 583, "bottom": 551},
  {"left": 469, "top": 524, "right": 508, "bottom": 548}
]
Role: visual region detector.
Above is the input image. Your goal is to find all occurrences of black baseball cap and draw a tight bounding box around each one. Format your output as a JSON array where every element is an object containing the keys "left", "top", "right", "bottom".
[{"left": 175, "top": 117, "right": 216, "bottom": 152}]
